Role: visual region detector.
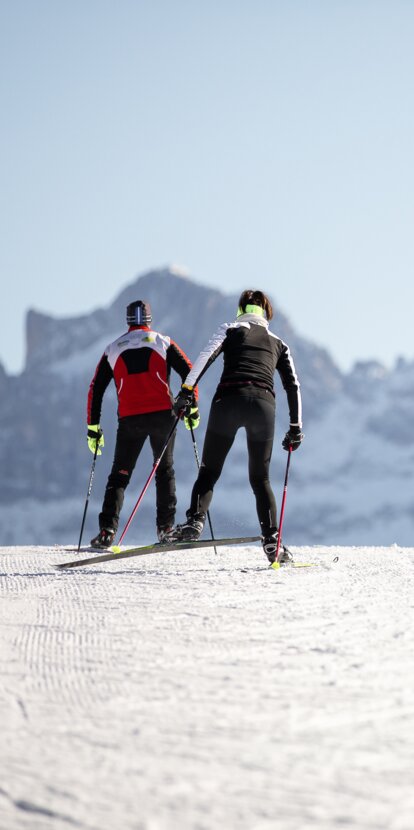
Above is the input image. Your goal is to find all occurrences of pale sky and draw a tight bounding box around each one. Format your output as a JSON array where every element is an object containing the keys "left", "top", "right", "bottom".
[{"left": 1, "top": 0, "right": 413, "bottom": 374}]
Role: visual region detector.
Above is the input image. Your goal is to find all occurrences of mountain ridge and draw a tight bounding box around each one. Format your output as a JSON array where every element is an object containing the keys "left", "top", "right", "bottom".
[{"left": 1, "top": 266, "right": 413, "bottom": 545}]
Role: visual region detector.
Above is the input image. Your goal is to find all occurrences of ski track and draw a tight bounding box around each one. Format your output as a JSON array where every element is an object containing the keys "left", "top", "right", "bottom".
[{"left": 0, "top": 544, "right": 413, "bottom": 830}]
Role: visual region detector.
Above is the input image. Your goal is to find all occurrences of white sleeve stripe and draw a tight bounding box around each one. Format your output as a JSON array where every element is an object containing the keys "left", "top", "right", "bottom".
[
  {"left": 282, "top": 340, "right": 302, "bottom": 426},
  {"left": 184, "top": 323, "right": 229, "bottom": 387}
]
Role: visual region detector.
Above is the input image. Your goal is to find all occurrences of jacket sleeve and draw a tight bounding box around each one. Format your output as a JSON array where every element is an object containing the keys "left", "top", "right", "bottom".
[
  {"left": 181, "top": 323, "right": 229, "bottom": 389},
  {"left": 87, "top": 354, "right": 113, "bottom": 424},
  {"left": 276, "top": 343, "right": 302, "bottom": 427},
  {"left": 167, "top": 340, "right": 199, "bottom": 401}
]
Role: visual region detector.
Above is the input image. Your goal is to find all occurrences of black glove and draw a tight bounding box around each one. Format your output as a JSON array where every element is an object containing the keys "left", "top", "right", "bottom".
[
  {"left": 282, "top": 425, "right": 304, "bottom": 451},
  {"left": 173, "top": 386, "right": 195, "bottom": 418}
]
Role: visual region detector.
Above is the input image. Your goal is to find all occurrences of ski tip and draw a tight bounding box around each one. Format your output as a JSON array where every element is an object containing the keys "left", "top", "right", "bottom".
[{"left": 111, "top": 545, "right": 121, "bottom": 554}]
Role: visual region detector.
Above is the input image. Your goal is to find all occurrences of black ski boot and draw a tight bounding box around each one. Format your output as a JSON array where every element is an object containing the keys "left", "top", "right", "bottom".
[
  {"left": 90, "top": 528, "right": 116, "bottom": 549},
  {"left": 262, "top": 530, "right": 293, "bottom": 565},
  {"left": 157, "top": 526, "right": 176, "bottom": 544},
  {"left": 172, "top": 511, "right": 206, "bottom": 542}
]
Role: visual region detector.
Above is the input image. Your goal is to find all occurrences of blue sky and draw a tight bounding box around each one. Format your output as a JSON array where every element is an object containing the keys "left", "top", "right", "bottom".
[{"left": 1, "top": 0, "right": 413, "bottom": 374}]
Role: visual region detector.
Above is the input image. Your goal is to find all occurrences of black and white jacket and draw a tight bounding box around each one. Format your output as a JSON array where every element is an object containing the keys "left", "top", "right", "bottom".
[{"left": 183, "top": 313, "right": 302, "bottom": 427}]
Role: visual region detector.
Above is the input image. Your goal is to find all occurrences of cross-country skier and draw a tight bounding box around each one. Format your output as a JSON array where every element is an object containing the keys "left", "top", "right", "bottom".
[
  {"left": 172, "top": 289, "right": 303, "bottom": 564},
  {"left": 87, "top": 300, "right": 198, "bottom": 549}
]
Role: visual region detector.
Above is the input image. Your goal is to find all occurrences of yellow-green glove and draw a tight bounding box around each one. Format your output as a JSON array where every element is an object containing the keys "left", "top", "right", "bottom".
[
  {"left": 184, "top": 407, "right": 200, "bottom": 431},
  {"left": 87, "top": 424, "right": 104, "bottom": 455}
]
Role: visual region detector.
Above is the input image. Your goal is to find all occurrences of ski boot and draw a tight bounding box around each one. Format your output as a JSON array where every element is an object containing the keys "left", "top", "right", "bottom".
[
  {"left": 262, "top": 530, "right": 294, "bottom": 565},
  {"left": 172, "top": 511, "right": 206, "bottom": 542},
  {"left": 157, "top": 526, "right": 177, "bottom": 544},
  {"left": 90, "top": 527, "right": 116, "bottom": 549}
]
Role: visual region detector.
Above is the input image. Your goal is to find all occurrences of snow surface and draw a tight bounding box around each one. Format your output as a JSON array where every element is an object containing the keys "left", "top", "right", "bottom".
[{"left": 1, "top": 543, "right": 414, "bottom": 830}]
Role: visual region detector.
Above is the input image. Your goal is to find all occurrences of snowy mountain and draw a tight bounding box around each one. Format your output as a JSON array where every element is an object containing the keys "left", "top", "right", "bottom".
[{"left": 1, "top": 266, "right": 413, "bottom": 546}]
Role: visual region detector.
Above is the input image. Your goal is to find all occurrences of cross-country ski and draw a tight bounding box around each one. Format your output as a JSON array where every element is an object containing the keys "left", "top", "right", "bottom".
[{"left": 56, "top": 535, "right": 262, "bottom": 569}]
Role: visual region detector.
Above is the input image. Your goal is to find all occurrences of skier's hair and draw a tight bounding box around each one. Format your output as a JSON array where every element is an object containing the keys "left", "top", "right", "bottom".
[{"left": 238, "top": 289, "right": 273, "bottom": 321}]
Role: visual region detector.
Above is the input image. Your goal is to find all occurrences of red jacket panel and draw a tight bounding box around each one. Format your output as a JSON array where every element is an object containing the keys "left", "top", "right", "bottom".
[{"left": 87, "top": 326, "right": 194, "bottom": 422}]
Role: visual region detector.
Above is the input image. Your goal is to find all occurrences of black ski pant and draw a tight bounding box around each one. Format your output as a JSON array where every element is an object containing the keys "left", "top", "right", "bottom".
[
  {"left": 188, "top": 391, "right": 278, "bottom": 536},
  {"left": 99, "top": 410, "right": 177, "bottom": 533}
]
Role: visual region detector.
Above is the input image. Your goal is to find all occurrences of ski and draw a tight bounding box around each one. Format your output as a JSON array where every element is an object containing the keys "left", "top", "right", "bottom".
[
  {"left": 239, "top": 561, "right": 318, "bottom": 573},
  {"left": 56, "top": 535, "right": 262, "bottom": 570},
  {"left": 271, "top": 561, "right": 319, "bottom": 570}
]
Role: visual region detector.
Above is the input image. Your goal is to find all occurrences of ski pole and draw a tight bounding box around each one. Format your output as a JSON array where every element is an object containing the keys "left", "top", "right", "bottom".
[
  {"left": 189, "top": 424, "right": 217, "bottom": 555},
  {"left": 77, "top": 432, "right": 102, "bottom": 553},
  {"left": 275, "top": 446, "right": 293, "bottom": 563},
  {"left": 114, "top": 415, "right": 180, "bottom": 550}
]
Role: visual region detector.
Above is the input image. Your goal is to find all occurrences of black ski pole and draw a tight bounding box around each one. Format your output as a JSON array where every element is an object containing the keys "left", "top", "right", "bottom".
[
  {"left": 77, "top": 431, "right": 102, "bottom": 553},
  {"left": 114, "top": 415, "right": 180, "bottom": 549},
  {"left": 189, "top": 424, "right": 217, "bottom": 555}
]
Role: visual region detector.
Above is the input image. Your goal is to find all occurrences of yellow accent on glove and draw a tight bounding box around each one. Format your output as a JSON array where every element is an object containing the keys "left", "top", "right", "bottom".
[
  {"left": 87, "top": 424, "right": 104, "bottom": 455},
  {"left": 184, "top": 407, "right": 200, "bottom": 431}
]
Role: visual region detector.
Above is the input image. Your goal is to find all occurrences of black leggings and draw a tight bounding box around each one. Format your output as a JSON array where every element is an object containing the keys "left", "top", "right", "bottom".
[
  {"left": 189, "top": 392, "right": 277, "bottom": 535},
  {"left": 100, "top": 410, "right": 177, "bottom": 532}
]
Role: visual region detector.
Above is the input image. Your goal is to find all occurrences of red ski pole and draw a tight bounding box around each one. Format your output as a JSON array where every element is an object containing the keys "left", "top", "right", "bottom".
[
  {"left": 112, "top": 415, "right": 180, "bottom": 551},
  {"left": 275, "top": 446, "right": 292, "bottom": 563}
]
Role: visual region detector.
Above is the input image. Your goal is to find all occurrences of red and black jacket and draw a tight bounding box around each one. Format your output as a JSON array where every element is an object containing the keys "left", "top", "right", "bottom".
[{"left": 87, "top": 326, "right": 195, "bottom": 423}]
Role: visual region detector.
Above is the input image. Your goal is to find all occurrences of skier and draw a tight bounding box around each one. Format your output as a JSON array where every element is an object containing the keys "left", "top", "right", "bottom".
[
  {"left": 87, "top": 300, "right": 199, "bottom": 549},
  {"left": 172, "top": 289, "right": 303, "bottom": 564}
]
